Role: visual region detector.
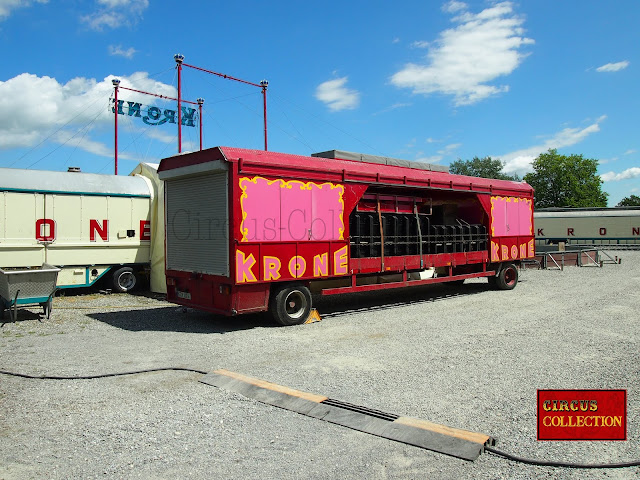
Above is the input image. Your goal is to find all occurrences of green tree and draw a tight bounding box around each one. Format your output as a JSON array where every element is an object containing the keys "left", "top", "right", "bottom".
[
  {"left": 449, "top": 156, "right": 520, "bottom": 181},
  {"left": 616, "top": 195, "right": 640, "bottom": 207},
  {"left": 523, "top": 149, "right": 608, "bottom": 208}
]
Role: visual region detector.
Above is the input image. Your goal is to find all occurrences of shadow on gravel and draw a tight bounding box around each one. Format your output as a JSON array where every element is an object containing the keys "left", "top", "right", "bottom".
[
  {"left": 88, "top": 307, "right": 275, "bottom": 334},
  {"left": 1, "top": 308, "right": 43, "bottom": 326},
  {"left": 88, "top": 282, "right": 496, "bottom": 331},
  {"left": 314, "top": 282, "right": 491, "bottom": 318},
  {"left": 128, "top": 290, "right": 168, "bottom": 301}
]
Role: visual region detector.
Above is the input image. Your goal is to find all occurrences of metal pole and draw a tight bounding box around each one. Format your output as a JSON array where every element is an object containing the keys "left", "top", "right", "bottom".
[
  {"left": 197, "top": 97, "right": 204, "bottom": 151},
  {"left": 181, "top": 62, "right": 268, "bottom": 150},
  {"left": 117, "top": 86, "right": 198, "bottom": 105},
  {"left": 175, "top": 54, "right": 184, "bottom": 153},
  {"left": 112, "top": 78, "right": 120, "bottom": 175},
  {"left": 260, "top": 80, "right": 268, "bottom": 151}
]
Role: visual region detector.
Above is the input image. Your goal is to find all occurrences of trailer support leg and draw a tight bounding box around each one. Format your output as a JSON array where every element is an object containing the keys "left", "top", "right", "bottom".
[{"left": 11, "top": 289, "right": 19, "bottom": 322}]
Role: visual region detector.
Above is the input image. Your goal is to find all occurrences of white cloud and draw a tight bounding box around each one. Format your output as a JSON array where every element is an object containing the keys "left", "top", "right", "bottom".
[
  {"left": 391, "top": 1, "right": 533, "bottom": 106},
  {"left": 54, "top": 130, "right": 126, "bottom": 158},
  {"left": 415, "top": 155, "right": 443, "bottom": 164},
  {"left": 601, "top": 167, "right": 640, "bottom": 182},
  {"left": 624, "top": 149, "right": 636, "bottom": 155},
  {"left": 180, "top": 140, "right": 197, "bottom": 152},
  {"left": 315, "top": 77, "right": 360, "bottom": 112},
  {"left": 81, "top": 0, "right": 148, "bottom": 30},
  {"left": 439, "top": 143, "right": 461, "bottom": 155},
  {"left": 414, "top": 142, "right": 460, "bottom": 164},
  {"left": 596, "top": 61, "right": 629, "bottom": 73},
  {"left": 98, "top": 0, "right": 138, "bottom": 7},
  {"left": 0, "top": 71, "right": 176, "bottom": 156},
  {"left": 372, "top": 102, "right": 412, "bottom": 116},
  {"left": 442, "top": 1, "right": 467, "bottom": 14},
  {"left": 108, "top": 45, "right": 137, "bottom": 59},
  {"left": 411, "top": 41, "right": 430, "bottom": 49},
  {"left": 144, "top": 128, "right": 175, "bottom": 144},
  {"left": 500, "top": 116, "right": 606, "bottom": 175},
  {"left": 0, "top": 0, "right": 47, "bottom": 20}
]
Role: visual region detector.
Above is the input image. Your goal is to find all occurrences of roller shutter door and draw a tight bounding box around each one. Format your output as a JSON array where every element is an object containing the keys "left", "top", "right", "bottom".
[{"left": 166, "top": 172, "right": 229, "bottom": 276}]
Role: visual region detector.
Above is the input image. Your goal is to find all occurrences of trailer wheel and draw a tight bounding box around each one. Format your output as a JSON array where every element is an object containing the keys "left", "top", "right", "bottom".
[
  {"left": 112, "top": 267, "right": 137, "bottom": 293},
  {"left": 495, "top": 263, "right": 518, "bottom": 290},
  {"left": 269, "top": 284, "right": 312, "bottom": 326}
]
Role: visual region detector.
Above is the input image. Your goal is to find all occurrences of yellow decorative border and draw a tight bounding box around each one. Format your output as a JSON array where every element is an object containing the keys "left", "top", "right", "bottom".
[
  {"left": 239, "top": 176, "right": 345, "bottom": 242},
  {"left": 490, "top": 196, "right": 533, "bottom": 237}
]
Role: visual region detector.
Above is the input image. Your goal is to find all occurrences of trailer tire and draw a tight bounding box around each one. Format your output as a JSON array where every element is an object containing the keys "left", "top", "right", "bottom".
[
  {"left": 495, "top": 263, "right": 518, "bottom": 290},
  {"left": 112, "top": 267, "right": 137, "bottom": 293},
  {"left": 269, "top": 284, "right": 312, "bottom": 326}
]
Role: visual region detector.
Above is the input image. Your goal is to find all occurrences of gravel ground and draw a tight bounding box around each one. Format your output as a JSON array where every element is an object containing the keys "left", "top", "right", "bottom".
[{"left": 1, "top": 252, "right": 639, "bottom": 479}]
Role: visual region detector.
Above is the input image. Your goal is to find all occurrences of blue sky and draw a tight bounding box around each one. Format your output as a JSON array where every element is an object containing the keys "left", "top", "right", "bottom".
[{"left": 0, "top": 0, "right": 638, "bottom": 205}]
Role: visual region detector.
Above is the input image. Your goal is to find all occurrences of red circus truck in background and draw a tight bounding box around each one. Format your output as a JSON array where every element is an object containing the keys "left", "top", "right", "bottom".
[{"left": 158, "top": 147, "right": 535, "bottom": 325}]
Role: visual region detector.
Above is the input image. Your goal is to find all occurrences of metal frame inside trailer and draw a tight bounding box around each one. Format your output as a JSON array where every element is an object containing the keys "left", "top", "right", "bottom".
[{"left": 159, "top": 147, "right": 535, "bottom": 325}]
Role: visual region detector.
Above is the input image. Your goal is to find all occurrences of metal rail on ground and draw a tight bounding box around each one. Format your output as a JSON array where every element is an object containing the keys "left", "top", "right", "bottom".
[{"left": 534, "top": 248, "right": 621, "bottom": 270}]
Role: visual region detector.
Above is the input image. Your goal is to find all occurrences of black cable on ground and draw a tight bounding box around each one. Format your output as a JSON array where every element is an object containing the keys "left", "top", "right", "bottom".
[
  {"left": 1, "top": 369, "right": 639, "bottom": 469},
  {"left": 0, "top": 367, "right": 207, "bottom": 380},
  {"left": 486, "top": 445, "right": 640, "bottom": 469}
]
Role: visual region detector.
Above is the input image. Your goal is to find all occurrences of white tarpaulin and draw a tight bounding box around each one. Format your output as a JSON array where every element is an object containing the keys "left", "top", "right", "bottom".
[{"left": 130, "top": 163, "right": 166, "bottom": 293}]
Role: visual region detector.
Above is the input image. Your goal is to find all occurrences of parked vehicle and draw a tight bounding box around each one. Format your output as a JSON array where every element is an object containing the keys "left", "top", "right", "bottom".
[
  {"left": 534, "top": 207, "right": 640, "bottom": 249},
  {"left": 0, "top": 165, "right": 165, "bottom": 293},
  {"left": 159, "top": 147, "right": 535, "bottom": 325}
]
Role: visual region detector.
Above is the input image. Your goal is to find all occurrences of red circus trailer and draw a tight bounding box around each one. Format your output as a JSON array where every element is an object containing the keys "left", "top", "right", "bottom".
[{"left": 158, "top": 147, "right": 535, "bottom": 325}]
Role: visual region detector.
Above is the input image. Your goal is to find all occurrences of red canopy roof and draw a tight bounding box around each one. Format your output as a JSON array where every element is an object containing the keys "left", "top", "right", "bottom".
[{"left": 159, "top": 146, "right": 533, "bottom": 198}]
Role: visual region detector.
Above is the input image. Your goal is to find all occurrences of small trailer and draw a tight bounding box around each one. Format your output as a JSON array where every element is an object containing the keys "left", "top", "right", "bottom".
[
  {"left": 0, "top": 264, "right": 60, "bottom": 322},
  {"left": 159, "top": 147, "right": 535, "bottom": 325}
]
